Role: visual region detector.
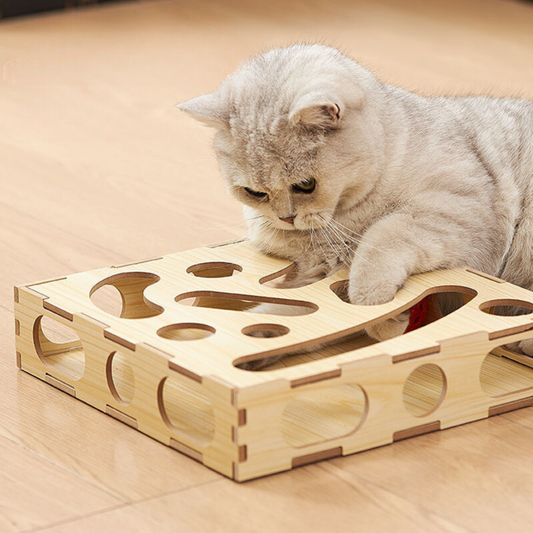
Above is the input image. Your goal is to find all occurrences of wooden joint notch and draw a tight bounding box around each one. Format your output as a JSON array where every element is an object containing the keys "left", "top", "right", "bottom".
[
  {"left": 393, "top": 421, "right": 441, "bottom": 442},
  {"left": 105, "top": 405, "right": 138, "bottom": 428},
  {"left": 292, "top": 446, "right": 343, "bottom": 468},
  {"left": 16, "top": 351, "right": 22, "bottom": 369},
  {"left": 392, "top": 346, "right": 440, "bottom": 364},
  {"left": 15, "top": 319, "right": 20, "bottom": 336},
  {"left": 465, "top": 268, "right": 506, "bottom": 283},
  {"left": 14, "top": 286, "right": 19, "bottom": 303},
  {"left": 291, "top": 369, "right": 342, "bottom": 388},
  {"left": 239, "top": 445, "right": 247, "bottom": 462},
  {"left": 43, "top": 301, "right": 73, "bottom": 321},
  {"left": 170, "top": 438, "right": 203, "bottom": 463},
  {"left": 45, "top": 374, "right": 76, "bottom": 397},
  {"left": 104, "top": 331, "right": 136, "bottom": 351},
  {"left": 168, "top": 361, "right": 202, "bottom": 383},
  {"left": 489, "top": 396, "right": 533, "bottom": 417},
  {"left": 238, "top": 409, "right": 247, "bottom": 426}
]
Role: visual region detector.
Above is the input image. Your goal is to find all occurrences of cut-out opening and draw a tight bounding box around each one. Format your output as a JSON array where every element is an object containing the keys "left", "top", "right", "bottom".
[
  {"left": 242, "top": 324, "right": 290, "bottom": 338},
  {"left": 106, "top": 351, "right": 135, "bottom": 405},
  {"left": 259, "top": 263, "right": 299, "bottom": 288},
  {"left": 187, "top": 262, "right": 242, "bottom": 278},
  {"left": 34, "top": 315, "right": 85, "bottom": 380},
  {"left": 176, "top": 291, "right": 318, "bottom": 316},
  {"left": 403, "top": 364, "right": 446, "bottom": 417},
  {"left": 158, "top": 375, "right": 215, "bottom": 446},
  {"left": 479, "top": 299, "right": 533, "bottom": 316},
  {"left": 157, "top": 323, "right": 215, "bottom": 341},
  {"left": 236, "top": 287, "right": 476, "bottom": 371},
  {"left": 481, "top": 342, "right": 533, "bottom": 397},
  {"left": 90, "top": 272, "right": 163, "bottom": 319},
  {"left": 90, "top": 284, "right": 123, "bottom": 317},
  {"left": 282, "top": 383, "right": 367, "bottom": 447}
]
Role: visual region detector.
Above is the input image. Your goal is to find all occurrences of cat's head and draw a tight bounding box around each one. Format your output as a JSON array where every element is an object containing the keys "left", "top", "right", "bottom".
[{"left": 177, "top": 44, "right": 381, "bottom": 231}]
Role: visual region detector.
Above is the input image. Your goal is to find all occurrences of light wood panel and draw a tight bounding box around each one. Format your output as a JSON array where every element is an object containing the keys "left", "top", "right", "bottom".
[
  {"left": 15, "top": 241, "right": 533, "bottom": 480},
  {"left": 2, "top": 0, "right": 533, "bottom": 528}
]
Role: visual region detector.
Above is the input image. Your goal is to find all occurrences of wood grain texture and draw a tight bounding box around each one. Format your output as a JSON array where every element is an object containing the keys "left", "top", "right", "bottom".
[
  {"left": 15, "top": 240, "right": 533, "bottom": 480},
  {"left": 2, "top": 0, "right": 533, "bottom": 528}
]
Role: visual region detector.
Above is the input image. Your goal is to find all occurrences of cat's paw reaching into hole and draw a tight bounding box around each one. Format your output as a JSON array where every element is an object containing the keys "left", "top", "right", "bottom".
[
  {"left": 366, "top": 311, "right": 409, "bottom": 341},
  {"left": 348, "top": 272, "right": 408, "bottom": 342},
  {"left": 520, "top": 339, "right": 533, "bottom": 356}
]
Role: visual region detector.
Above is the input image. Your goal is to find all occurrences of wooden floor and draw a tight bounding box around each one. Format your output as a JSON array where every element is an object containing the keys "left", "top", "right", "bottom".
[{"left": 2, "top": 0, "right": 533, "bottom": 530}]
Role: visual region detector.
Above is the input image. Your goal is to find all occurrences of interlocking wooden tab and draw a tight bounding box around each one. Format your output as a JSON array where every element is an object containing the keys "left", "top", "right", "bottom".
[{"left": 14, "top": 241, "right": 533, "bottom": 481}]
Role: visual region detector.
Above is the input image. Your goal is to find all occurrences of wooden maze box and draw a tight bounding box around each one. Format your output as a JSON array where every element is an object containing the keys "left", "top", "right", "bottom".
[{"left": 13, "top": 241, "right": 533, "bottom": 481}]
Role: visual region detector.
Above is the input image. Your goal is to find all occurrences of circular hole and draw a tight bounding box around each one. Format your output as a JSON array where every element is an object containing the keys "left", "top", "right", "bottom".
[
  {"left": 90, "top": 272, "right": 163, "bottom": 319},
  {"left": 34, "top": 316, "right": 85, "bottom": 381},
  {"left": 242, "top": 324, "right": 290, "bottom": 338},
  {"left": 158, "top": 375, "right": 215, "bottom": 445},
  {"left": 403, "top": 364, "right": 446, "bottom": 417},
  {"left": 187, "top": 262, "right": 242, "bottom": 278},
  {"left": 480, "top": 299, "right": 533, "bottom": 316},
  {"left": 106, "top": 351, "right": 135, "bottom": 405},
  {"left": 282, "top": 383, "right": 367, "bottom": 447},
  {"left": 157, "top": 323, "right": 215, "bottom": 341}
]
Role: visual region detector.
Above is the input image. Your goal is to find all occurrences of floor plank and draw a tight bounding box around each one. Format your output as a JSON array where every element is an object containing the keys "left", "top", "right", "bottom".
[
  {"left": 1, "top": 0, "right": 533, "bottom": 530},
  {"left": 134, "top": 463, "right": 469, "bottom": 533},
  {"left": 0, "top": 435, "right": 120, "bottom": 533}
]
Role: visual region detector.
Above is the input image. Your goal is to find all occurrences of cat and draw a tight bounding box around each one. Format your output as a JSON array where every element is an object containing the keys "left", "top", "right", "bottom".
[{"left": 177, "top": 43, "right": 533, "bottom": 368}]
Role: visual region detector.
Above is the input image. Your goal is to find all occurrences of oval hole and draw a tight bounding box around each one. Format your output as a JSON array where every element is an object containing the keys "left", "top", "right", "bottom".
[
  {"left": 480, "top": 299, "right": 533, "bottom": 316},
  {"left": 187, "top": 262, "right": 242, "bottom": 278},
  {"left": 242, "top": 324, "right": 290, "bottom": 338},
  {"left": 90, "top": 272, "right": 163, "bottom": 319},
  {"left": 34, "top": 316, "right": 85, "bottom": 380},
  {"left": 158, "top": 375, "right": 215, "bottom": 445},
  {"left": 106, "top": 351, "right": 135, "bottom": 405},
  {"left": 236, "top": 288, "right": 477, "bottom": 371},
  {"left": 157, "top": 323, "right": 215, "bottom": 341},
  {"left": 176, "top": 291, "right": 317, "bottom": 316},
  {"left": 403, "top": 364, "right": 446, "bottom": 417},
  {"left": 282, "top": 383, "right": 367, "bottom": 447},
  {"left": 480, "top": 342, "right": 533, "bottom": 397}
]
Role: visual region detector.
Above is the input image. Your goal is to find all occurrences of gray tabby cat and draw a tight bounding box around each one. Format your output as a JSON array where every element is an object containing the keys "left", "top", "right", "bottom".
[{"left": 177, "top": 43, "right": 533, "bottom": 360}]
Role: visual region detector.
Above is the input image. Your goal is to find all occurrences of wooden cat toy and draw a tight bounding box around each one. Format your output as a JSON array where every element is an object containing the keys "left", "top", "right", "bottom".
[{"left": 14, "top": 240, "right": 533, "bottom": 481}]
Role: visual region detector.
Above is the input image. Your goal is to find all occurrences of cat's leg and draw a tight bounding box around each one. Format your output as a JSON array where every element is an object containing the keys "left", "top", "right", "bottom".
[
  {"left": 497, "top": 207, "right": 533, "bottom": 356},
  {"left": 347, "top": 211, "right": 472, "bottom": 342}
]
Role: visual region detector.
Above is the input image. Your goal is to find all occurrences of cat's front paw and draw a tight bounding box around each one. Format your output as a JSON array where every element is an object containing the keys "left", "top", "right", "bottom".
[
  {"left": 348, "top": 271, "right": 407, "bottom": 342},
  {"left": 366, "top": 312, "right": 409, "bottom": 341},
  {"left": 519, "top": 339, "right": 533, "bottom": 357}
]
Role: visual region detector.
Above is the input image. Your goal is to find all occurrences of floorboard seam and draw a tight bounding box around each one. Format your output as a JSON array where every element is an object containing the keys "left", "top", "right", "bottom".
[
  {"left": 318, "top": 461, "right": 477, "bottom": 533},
  {"left": 0, "top": 433, "right": 126, "bottom": 504}
]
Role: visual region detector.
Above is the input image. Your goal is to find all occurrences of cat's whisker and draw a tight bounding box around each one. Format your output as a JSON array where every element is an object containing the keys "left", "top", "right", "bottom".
[
  {"left": 318, "top": 216, "right": 375, "bottom": 267},
  {"left": 327, "top": 218, "right": 397, "bottom": 258},
  {"left": 320, "top": 225, "right": 353, "bottom": 268}
]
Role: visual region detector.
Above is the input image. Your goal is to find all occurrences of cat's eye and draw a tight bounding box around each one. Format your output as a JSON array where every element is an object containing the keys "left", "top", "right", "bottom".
[
  {"left": 292, "top": 178, "right": 316, "bottom": 194},
  {"left": 244, "top": 187, "right": 268, "bottom": 200}
]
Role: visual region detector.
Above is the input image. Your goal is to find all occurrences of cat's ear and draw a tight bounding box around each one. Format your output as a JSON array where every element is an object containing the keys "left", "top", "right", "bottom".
[
  {"left": 176, "top": 92, "right": 228, "bottom": 128},
  {"left": 289, "top": 92, "right": 344, "bottom": 129}
]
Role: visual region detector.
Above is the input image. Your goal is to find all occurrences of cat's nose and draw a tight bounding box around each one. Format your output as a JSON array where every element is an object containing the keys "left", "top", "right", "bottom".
[{"left": 279, "top": 216, "right": 295, "bottom": 224}]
